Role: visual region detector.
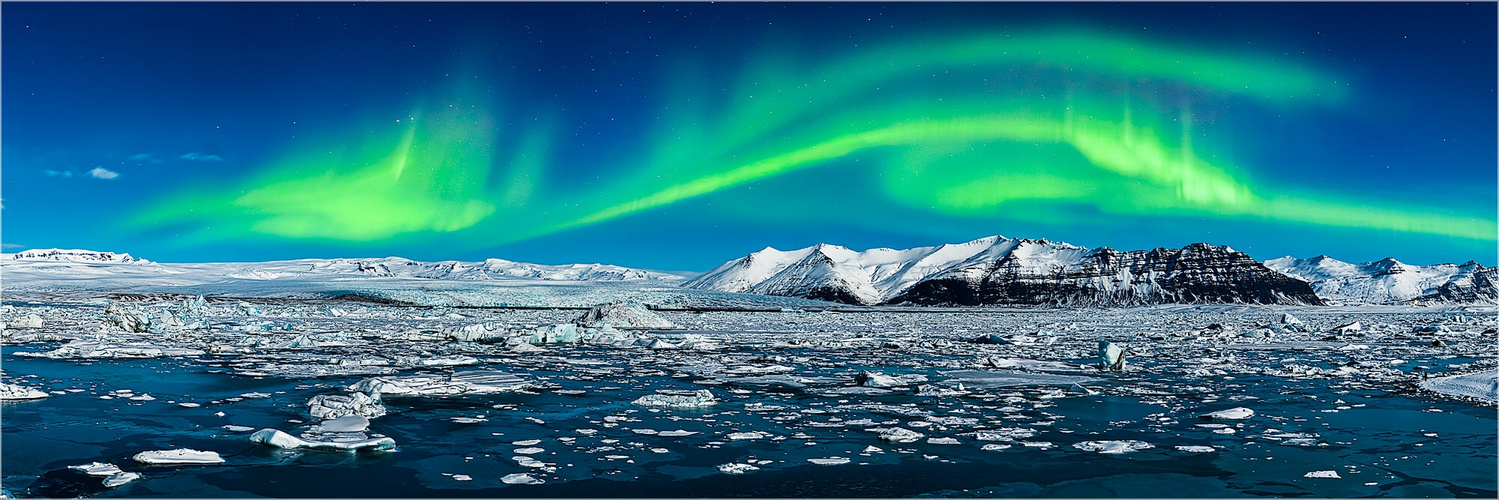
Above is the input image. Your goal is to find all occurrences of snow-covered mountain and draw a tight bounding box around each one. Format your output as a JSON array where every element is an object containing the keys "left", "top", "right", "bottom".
[
  {"left": 1265, "top": 255, "right": 1496, "bottom": 305},
  {"left": 11, "top": 249, "right": 143, "bottom": 264},
  {"left": 2, "top": 250, "right": 686, "bottom": 283},
  {"left": 684, "top": 236, "right": 1323, "bottom": 306}
]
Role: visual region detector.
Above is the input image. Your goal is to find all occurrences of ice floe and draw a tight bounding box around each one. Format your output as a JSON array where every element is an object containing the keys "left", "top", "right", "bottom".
[
  {"left": 348, "top": 371, "right": 528, "bottom": 396},
  {"left": 0, "top": 382, "right": 49, "bottom": 400},
  {"left": 308, "top": 392, "right": 387, "bottom": 420},
  {"left": 132, "top": 449, "right": 224, "bottom": 465},
  {"left": 1073, "top": 440, "right": 1154, "bottom": 454},
  {"left": 501, "top": 473, "right": 544, "bottom": 485},
  {"left": 1418, "top": 369, "right": 1499, "bottom": 404},
  {"left": 631, "top": 389, "right": 717, "bottom": 408},
  {"left": 250, "top": 428, "right": 396, "bottom": 452},
  {"left": 576, "top": 301, "right": 678, "bottom": 330},
  {"left": 1199, "top": 407, "right": 1255, "bottom": 420}
]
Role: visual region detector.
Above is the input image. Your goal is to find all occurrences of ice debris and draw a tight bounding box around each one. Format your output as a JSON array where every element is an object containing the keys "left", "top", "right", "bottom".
[
  {"left": 807, "top": 457, "right": 851, "bottom": 465},
  {"left": 1174, "top": 445, "right": 1216, "bottom": 453},
  {"left": 132, "top": 449, "right": 224, "bottom": 465},
  {"left": 1332, "top": 322, "right": 1362, "bottom": 334},
  {"left": 308, "top": 415, "right": 370, "bottom": 433},
  {"left": 1098, "top": 341, "right": 1126, "bottom": 371},
  {"left": 11, "top": 314, "right": 43, "bottom": 329},
  {"left": 855, "top": 371, "right": 927, "bottom": 388},
  {"left": 308, "top": 392, "right": 387, "bottom": 420},
  {"left": 1304, "top": 470, "right": 1341, "bottom": 479},
  {"left": 1199, "top": 407, "right": 1254, "bottom": 420},
  {"left": 501, "top": 473, "right": 544, "bottom": 485},
  {"left": 877, "top": 427, "right": 925, "bottom": 443},
  {"left": 348, "top": 371, "right": 528, "bottom": 397},
  {"left": 249, "top": 428, "right": 396, "bottom": 452},
  {"left": 1281, "top": 313, "right": 1309, "bottom": 332},
  {"left": 68, "top": 462, "right": 140, "bottom": 488},
  {"left": 631, "top": 389, "right": 717, "bottom": 408},
  {"left": 0, "top": 383, "right": 49, "bottom": 400},
  {"left": 1072, "top": 440, "right": 1155, "bottom": 454},
  {"left": 575, "top": 301, "right": 677, "bottom": 330},
  {"left": 717, "top": 463, "right": 760, "bottom": 474}
]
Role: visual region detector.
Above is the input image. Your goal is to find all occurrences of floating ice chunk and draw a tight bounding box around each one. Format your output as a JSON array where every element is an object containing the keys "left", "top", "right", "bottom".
[
  {"left": 250, "top": 428, "right": 396, "bottom": 452},
  {"left": 178, "top": 402, "right": 201, "bottom": 408},
  {"left": 452, "top": 474, "right": 472, "bottom": 481},
  {"left": 862, "top": 445, "right": 883, "bottom": 453},
  {"left": 69, "top": 462, "right": 124, "bottom": 476},
  {"left": 980, "top": 443, "right": 1012, "bottom": 451},
  {"left": 657, "top": 430, "right": 699, "bottom": 437},
  {"left": 501, "top": 473, "right": 544, "bottom": 485},
  {"left": 132, "top": 449, "right": 224, "bottom": 465},
  {"left": 1418, "top": 369, "right": 1499, "bottom": 404},
  {"left": 807, "top": 457, "right": 850, "bottom": 465},
  {"left": 1175, "top": 445, "right": 1216, "bottom": 453},
  {"left": 726, "top": 431, "right": 768, "bottom": 441},
  {"left": 1073, "top": 440, "right": 1154, "bottom": 454},
  {"left": 102, "top": 471, "right": 141, "bottom": 488},
  {"left": 944, "top": 370, "right": 1100, "bottom": 388},
  {"left": 1098, "top": 341, "right": 1126, "bottom": 371},
  {"left": 1199, "top": 407, "right": 1254, "bottom": 420},
  {"left": 309, "top": 415, "right": 370, "bottom": 433},
  {"left": 222, "top": 424, "right": 256, "bottom": 432},
  {"left": 1332, "top": 322, "right": 1361, "bottom": 334},
  {"left": 1304, "top": 470, "right": 1341, "bottom": 479},
  {"left": 0, "top": 382, "right": 49, "bottom": 400},
  {"left": 717, "top": 463, "right": 760, "bottom": 474},
  {"left": 916, "top": 384, "right": 970, "bottom": 397},
  {"left": 11, "top": 314, "right": 43, "bottom": 328},
  {"left": 856, "top": 371, "right": 909, "bottom": 388},
  {"left": 348, "top": 371, "right": 528, "bottom": 397},
  {"left": 447, "top": 322, "right": 507, "bottom": 342},
  {"left": 308, "top": 392, "right": 387, "bottom": 420},
  {"left": 877, "top": 427, "right": 924, "bottom": 443},
  {"left": 513, "top": 447, "right": 545, "bottom": 455},
  {"left": 576, "top": 301, "right": 677, "bottom": 330},
  {"left": 927, "top": 437, "right": 960, "bottom": 445},
  {"left": 451, "top": 417, "right": 487, "bottom": 424},
  {"left": 104, "top": 305, "right": 152, "bottom": 333},
  {"left": 524, "top": 324, "right": 586, "bottom": 345},
  {"left": 1281, "top": 314, "right": 1308, "bottom": 332},
  {"left": 631, "top": 389, "right": 716, "bottom": 408},
  {"left": 512, "top": 439, "right": 542, "bottom": 446}
]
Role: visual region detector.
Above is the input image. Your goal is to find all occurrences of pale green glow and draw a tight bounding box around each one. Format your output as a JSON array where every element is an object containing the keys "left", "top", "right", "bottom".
[{"left": 130, "top": 29, "right": 1495, "bottom": 250}]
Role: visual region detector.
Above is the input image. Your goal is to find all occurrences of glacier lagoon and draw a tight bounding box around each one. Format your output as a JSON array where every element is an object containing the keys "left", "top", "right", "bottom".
[{"left": 2, "top": 300, "right": 1495, "bottom": 498}]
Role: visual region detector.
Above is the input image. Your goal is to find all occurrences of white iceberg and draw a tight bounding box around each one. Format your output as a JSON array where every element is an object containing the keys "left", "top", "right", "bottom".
[
  {"left": 308, "top": 415, "right": 370, "bottom": 433},
  {"left": 249, "top": 428, "right": 396, "bottom": 452},
  {"left": 575, "top": 301, "right": 677, "bottom": 329},
  {"left": 807, "top": 456, "right": 850, "bottom": 465},
  {"left": 308, "top": 392, "right": 387, "bottom": 420},
  {"left": 631, "top": 389, "right": 716, "bottom": 408},
  {"left": 717, "top": 463, "right": 760, "bottom": 474},
  {"left": 1304, "top": 470, "right": 1341, "bottom": 479},
  {"left": 132, "top": 449, "right": 224, "bottom": 465},
  {"left": 1098, "top": 341, "right": 1126, "bottom": 371},
  {"left": 0, "top": 383, "right": 49, "bottom": 400},
  {"left": 1199, "top": 407, "right": 1255, "bottom": 420},
  {"left": 1073, "top": 440, "right": 1155, "bottom": 454},
  {"left": 877, "top": 427, "right": 924, "bottom": 443},
  {"left": 501, "top": 473, "right": 544, "bottom": 485},
  {"left": 348, "top": 371, "right": 528, "bottom": 397},
  {"left": 11, "top": 314, "right": 43, "bottom": 329}
]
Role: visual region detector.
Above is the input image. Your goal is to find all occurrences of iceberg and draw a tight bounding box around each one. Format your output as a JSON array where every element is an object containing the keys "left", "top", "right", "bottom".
[
  {"left": 308, "top": 415, "right": 370, "bottom": 433},
  {"left": 11, "top": 314, "right": 43, "bottom": 328},
  {"left": 500, "top": 473, "right": 544, "bottom": 485},
  {"left": 631, "top": 389, "right": 717, "bottom": 408},
  {"left": 1098, "top": 341, "right": 1126, "bottom": 371},
  {"left": 132, "top": 449, "right": 224, "bottom": 465},
  {"left": 877, "top": 427, "right": 924, "bottom": 443},
  {"left": 68, "top": 462, "right": 140, "bottom": 488},
  {"left": 349, "top": 371, "right": 528, "bottom": 397},
  {"left": 1199, "top": 407, "right": 1254, "bottom": 420},
  {"left": 575, "top": 301, "right": 677, "bottom": 329},
  {"left": 249, "top": 428, "right": 396, "bottom": 452},
  {"left": 0, "top": 383, "right": 49, "bottom": 400},
  {"left": 308, "top": 392, "right": 387, "bottom": 420},
  {"left": 1073, "top": 440, "right": 1155, "bottom": 454}
]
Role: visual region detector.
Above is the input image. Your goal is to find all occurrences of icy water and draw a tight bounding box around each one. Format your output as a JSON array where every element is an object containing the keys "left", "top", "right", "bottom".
[{"left": 2, "top": 305, "right": 1496, "bottom": 497}]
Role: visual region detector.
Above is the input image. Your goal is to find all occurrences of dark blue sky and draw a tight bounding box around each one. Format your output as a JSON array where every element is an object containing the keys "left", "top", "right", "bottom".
[{"left": 3, "top": 2, "right": 1495, "bottom": 270}]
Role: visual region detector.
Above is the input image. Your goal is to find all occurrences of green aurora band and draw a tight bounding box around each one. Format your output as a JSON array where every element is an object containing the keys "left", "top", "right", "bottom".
[{"left": 129, "top": 29, "right": 1497, "bottom": 249}]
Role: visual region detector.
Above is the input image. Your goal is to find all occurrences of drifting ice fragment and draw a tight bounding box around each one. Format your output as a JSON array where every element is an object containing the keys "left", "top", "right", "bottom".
[
  {"left": 1175, "top": 445, "right": 1216, "bottom": 453},
  {"left": 717, "top": 463, "right": 760, "bottom": 474},
  {"left": 1199, "top": 407, "right": 1254, "bottom": 420},
  {"left": 1098, "top": 341, "right": 1126, "bottom": 371},
  {"left": 308, "top": 415, "right": 370, "bottom": 433},
  {"left": 348, "top": 371, "right": 528, "bottom": 396},
  {"left": 70, "top": 463, "right": 142, "bottom": 488},
  {"left": 308, "top": 392, "right": 387, "bottom": 420},
  {"left": 1332, "top": 322, "right": 1361, "bottom": 334},
  {"left": 1281, "top": 314, "right": 1308, "bottom": 332},
  {"left": 250, "top": 428, "right": 396, "bottom": 452},
  {"left": 501, "top": 473, "right": 544, "bottom": 485},
  {"left": 1304, "top": 470, "right": 1341, "bottom": 479},
  {"left": 132, "top": 449, "right": 224, "bottom": 465},
  {"left": 807, "top": 457, "right": 851, "bottom": 465},
  {"left": 12, "top": 314, "right": 43, "bottom": 329},
  {"left": 101, "top": 472, "right": 141, "bottom": 488},
  {"left": 631, "top": 389, "right": 717, "bottom": 408},
  {"left": 877, "top": 427, "right": 925, "bottom": 443},
  {"left": 1073, "top": 440, "right": 1155, "bottom": 454},
  {"left": 927, "top": 437, "right": 960, "bottom": 445},
  {"left": 0, "top": 383, "right": 49, "bottom": 400},
  {"left": 575, "top": 301, "right": 677, "bottom": 329}
]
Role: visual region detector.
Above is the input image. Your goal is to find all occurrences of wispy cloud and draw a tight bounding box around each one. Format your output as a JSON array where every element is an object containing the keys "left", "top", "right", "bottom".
[
  {"left": 90, "top": 167, "right": 120, "bottom": 180},
  {"left": 1, "top": 243, "right": 24, "bottom": 250},
  {"left": 128, "top": 153, "right": 154, "bottom": 161},
  {"left": 44, "top": 169, "right": 74, "bottom": 178},
  {"left": 181, "top": 152, "right": 224, "bottom": 161}
]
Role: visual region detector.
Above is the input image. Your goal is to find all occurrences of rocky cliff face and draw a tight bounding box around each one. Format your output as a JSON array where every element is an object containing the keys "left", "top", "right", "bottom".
[{"left": 887, "top": 243, "right": 1324, "bottom": 306}]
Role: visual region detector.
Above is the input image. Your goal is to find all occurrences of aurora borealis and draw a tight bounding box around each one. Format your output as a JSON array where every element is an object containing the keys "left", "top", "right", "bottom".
[{"left": 3, "top": 3, "right": 1495, "bottom": 270}]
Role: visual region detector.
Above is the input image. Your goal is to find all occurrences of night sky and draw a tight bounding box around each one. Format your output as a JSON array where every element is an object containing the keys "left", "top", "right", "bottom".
[{"left": 3, "top": 2, "right": 1495, "bottom": 270}]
